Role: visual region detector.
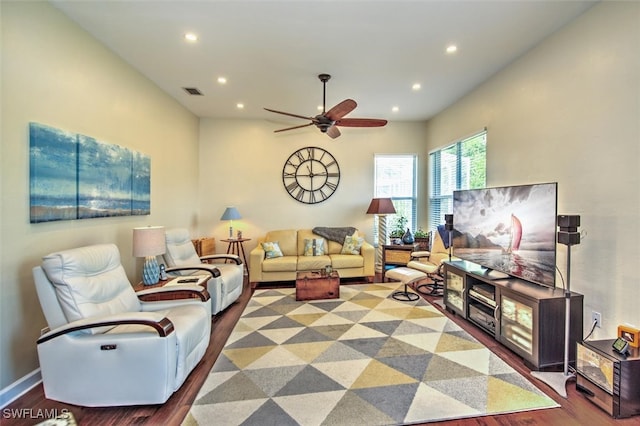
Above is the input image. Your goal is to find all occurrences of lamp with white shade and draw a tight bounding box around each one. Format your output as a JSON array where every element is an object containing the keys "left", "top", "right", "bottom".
[
  {"left": 133, "top": 226, "right": 166, "bottom": 285},
  {"left": 366, "top": 198, "right": 396, "bottom": 273},
  {"left": 220, "top": 207, "right": 242, "bottom": 239}
]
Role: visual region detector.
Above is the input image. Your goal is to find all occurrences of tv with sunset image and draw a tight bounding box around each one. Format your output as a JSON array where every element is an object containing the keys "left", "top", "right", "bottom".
[{"left": 452, "top": 182, "right": 557, "bottom": 288}]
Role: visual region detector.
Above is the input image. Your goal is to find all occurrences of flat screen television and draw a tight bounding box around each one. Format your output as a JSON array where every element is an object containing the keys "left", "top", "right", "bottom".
[{"left": 452, "top": 182, "right": 557, "bottom": 288}]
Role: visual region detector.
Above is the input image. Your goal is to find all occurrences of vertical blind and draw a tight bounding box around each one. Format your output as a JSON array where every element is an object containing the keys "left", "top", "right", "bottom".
[{"left": 428, "top": 130, "right": 487, "bottom": 233}]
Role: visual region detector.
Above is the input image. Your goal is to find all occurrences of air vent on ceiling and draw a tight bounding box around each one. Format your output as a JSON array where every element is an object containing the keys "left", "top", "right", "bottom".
[{"left": 183, "top": 87, "right": 203, "bottom": 96}]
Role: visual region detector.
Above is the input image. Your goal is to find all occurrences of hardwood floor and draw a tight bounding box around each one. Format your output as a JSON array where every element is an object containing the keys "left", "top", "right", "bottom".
[{"left": 3, "top": 275, "right": 636, "bottom": 425}]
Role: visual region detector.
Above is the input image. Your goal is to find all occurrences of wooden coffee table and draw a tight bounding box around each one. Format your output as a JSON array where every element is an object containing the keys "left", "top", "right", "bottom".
[{"left": 295, "top": 270, "right": 340, "bottom": 301}]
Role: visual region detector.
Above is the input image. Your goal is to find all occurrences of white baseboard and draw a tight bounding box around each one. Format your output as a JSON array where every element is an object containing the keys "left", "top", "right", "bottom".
[{"left": 0, "top": 369, "right": 41, "bottom": 409}]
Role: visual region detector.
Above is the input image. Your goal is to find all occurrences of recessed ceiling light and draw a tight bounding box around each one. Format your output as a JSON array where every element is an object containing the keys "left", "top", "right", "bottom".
[
  {"left": 392, "top": 106, "right": 399, "bottom": 112},
  {"left": 236, "top": 103, "right": 244, "bottom": 109},
  {"left": 217, "top": 77, "right": 227, "bottom": 84},
  {"left": 412, "top": 83, "right": 421, "bottom": 91},
  {"left": 184, "top": 33, "right": 198, "bottom": 42},
  {"left": 446, "top": 44, "right": 458, "bottom": 54},
  {"left": 317, "top": 105, "right": 323, "bottom": 111}
]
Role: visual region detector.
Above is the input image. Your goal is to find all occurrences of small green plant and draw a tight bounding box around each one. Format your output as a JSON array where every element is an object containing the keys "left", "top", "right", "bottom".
[
  {"left": 390, "top": 215, "right": 408, "bottom": 238},
  {"left": 414, "top": 227, "right": 428, "bottom": 238}
]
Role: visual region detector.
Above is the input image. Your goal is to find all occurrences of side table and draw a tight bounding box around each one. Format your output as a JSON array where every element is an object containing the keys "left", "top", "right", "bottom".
[
  {"left": 192, "top": 237, "right": 215, "bottom": 257},
  {"left": 133, "top": 275, "right": 210, "bottom": 302},
  {"left": 382, "top": 243, "right": 420, "bottom": 280},
  {"left": 221, "top": 238, "right": 250, "bottom": 271}
]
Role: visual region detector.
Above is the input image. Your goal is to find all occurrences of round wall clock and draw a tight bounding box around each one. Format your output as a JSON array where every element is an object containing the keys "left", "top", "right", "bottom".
[{"left": 282, "top": 146, "right": 340, "bottom": 204}]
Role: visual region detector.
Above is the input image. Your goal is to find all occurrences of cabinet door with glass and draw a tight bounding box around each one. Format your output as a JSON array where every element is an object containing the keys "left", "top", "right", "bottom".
[
  {"left": 443, "top": 263, "right": 466, "bottom": 316},
  {"left": 499, "top": 290, "right": 539, "bottom": 366}
]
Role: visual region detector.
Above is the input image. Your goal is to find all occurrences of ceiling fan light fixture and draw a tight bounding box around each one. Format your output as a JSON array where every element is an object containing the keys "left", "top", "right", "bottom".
[{"left": 264, "top": 74, "right": 387, "bottom": 139}]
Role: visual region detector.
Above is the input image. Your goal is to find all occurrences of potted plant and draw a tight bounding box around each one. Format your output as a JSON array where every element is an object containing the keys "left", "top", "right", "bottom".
[
  {"left": 390, "top": 216, "right": 408, "bottom": 244},
  {"left": 414, "top": 228, "right": 430, "bottom": 250}
]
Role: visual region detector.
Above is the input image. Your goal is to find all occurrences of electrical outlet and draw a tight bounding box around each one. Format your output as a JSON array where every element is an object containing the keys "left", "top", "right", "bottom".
[{"left": 592, "top": 311, "right": 601, "bottom": 328}]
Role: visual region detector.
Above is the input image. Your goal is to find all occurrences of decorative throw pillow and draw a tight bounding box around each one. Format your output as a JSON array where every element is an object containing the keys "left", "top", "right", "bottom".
[
  {"left": 303, "top": 238, "right": 325, "bottom": 256},
  {"left": 261, "top": 241, "right": 283, "bottom": 259},
  {"left": 341, "top": 235, "right": 364, "bottom": 255}
]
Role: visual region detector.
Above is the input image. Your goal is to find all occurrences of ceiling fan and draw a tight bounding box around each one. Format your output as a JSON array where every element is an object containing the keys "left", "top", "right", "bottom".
[{"left": 264, "top": 74, "right": 387, "bottom": 139}]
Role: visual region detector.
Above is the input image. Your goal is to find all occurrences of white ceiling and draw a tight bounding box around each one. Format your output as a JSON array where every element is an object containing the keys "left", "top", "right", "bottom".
[{"left": 51, "top": 0, "right": 597, "bottom": 124}]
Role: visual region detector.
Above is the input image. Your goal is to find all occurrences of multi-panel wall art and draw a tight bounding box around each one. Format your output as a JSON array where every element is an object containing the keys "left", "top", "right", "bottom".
[{"left": 29, "top": 122, "right": 150, "bottom": 223}]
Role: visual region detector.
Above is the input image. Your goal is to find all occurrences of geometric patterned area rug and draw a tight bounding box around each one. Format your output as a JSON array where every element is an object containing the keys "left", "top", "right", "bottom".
[{"left": 183, "top": 283, "right": 559, "bottom": 426}]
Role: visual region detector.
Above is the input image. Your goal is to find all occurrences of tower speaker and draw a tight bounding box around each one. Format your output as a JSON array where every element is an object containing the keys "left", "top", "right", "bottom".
[
  {"left": 557, "top": 214, "right": 580, "bottom": 246},
  {"left": 445, "top": 214, "right": 454, "bottom": 231},
  {"left": 558, "top": 214, "right": 580, "bottom": 231}
]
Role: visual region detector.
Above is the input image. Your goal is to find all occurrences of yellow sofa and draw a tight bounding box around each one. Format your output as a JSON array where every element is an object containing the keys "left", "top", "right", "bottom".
[{"left": 249, "top": 229, "right": 375, "bottom": 287}]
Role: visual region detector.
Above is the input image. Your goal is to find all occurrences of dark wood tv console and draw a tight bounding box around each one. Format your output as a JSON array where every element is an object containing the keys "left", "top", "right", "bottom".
[{"left": 443, "top": 260, "right": 583, "bottom": 370}]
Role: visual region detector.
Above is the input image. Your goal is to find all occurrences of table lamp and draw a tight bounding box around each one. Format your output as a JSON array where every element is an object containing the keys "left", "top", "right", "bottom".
[
  {"left": 133, "top": 226, "right": 166, "bottom": 285},
  {"left": 366, "top": 198, "right": 396, "bottom": 272},
  {"left": 220, "top": 207, "right": 241, "bottom": 239}
]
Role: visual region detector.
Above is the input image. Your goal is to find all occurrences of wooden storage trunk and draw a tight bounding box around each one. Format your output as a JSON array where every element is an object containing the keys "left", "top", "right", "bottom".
[{"left": 296, "top": 271, "right": 340, "bottom": 301}]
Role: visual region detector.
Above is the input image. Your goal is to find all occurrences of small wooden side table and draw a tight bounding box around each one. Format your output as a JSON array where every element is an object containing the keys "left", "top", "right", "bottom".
[
  {"left": 133, "top": 275, "right": 210, "bottom": 302},
  {"left": 192, "top": 237, "right": 215, "bottom": 257},
  {"left": 382, "top": 243, "right": 420, "bottom": 279},
  {"left": 221, "top": 238, "right": 250, "bottom": 271}
]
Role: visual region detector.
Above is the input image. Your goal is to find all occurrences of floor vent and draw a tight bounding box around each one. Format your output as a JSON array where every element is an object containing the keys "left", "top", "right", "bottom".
[{"left": 183, "top": 87, "right": 203, "bottom": 96}]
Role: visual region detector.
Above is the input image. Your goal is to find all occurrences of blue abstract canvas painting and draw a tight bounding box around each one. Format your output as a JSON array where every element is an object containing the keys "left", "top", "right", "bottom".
[
  {"left": 29, "top": 123, "right": 151, "bottom": 223},
  {"left": 78, "top": 135, "right": 133, "bottom": 218},
  {"left": 132, "top": 152, "right": 151, "bottom": 215}
]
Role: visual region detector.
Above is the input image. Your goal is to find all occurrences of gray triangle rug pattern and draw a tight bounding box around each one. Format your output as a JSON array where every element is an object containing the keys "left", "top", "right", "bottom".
[{"left": 183, "top": 283, "right": 558, "bottom": 425}]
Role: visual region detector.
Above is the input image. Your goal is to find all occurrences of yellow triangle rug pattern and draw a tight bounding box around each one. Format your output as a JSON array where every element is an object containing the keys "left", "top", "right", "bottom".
[{"left": 183, "top": 283, "right": 559, "bottom": 425}]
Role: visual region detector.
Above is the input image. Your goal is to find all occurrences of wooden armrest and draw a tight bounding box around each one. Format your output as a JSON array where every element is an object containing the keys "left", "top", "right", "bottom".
[
  {"left": 136, "top": 285, "right": 211, "bottom": 302},
  {"left": 37, "top": 313, "right": 174, "bottom": 344},
  {"left": 200, "top": 254, "right": 242, "bottom": 265},
  {"left": 165, "top": 265, "right": 221, "bottom": 278}
]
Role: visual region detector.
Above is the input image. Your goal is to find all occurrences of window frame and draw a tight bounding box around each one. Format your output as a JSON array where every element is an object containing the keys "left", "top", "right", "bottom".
[
  {"left": 428, "top": 130, "right": 487, "bottom": 233},
  {"left": 373, "top": 154, "right": 418, "bottom": 245}
]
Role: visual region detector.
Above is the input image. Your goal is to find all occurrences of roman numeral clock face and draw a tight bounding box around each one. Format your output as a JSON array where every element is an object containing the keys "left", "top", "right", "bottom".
[{"left": 282, "top": 147, "right": 340, "bottom": 204}]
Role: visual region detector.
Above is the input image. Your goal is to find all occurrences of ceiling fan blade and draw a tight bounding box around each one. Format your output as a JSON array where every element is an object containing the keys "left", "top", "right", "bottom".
[
  {"left": 326, "top": 125, "right": 341, "bottom": 139},
  {"left": 274, "top": 122, "right": 314, "bottom": 133},
  {"left": 335, "top": 118, "right": 388, "bottom": 128},
  {"left": 325, "top": 99, "right": 357, "bottom": 121},
  {"left": 264, "top": 108, "right": 313, "bottom": 121}
]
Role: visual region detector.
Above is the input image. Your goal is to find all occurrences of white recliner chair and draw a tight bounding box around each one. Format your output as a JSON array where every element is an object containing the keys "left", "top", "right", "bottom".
[
  {"left": 163, "top": 228, "right": 244, "bottom": 315},
  {"left": 33, "top": 243, "right": 211, "bottom": 407}
]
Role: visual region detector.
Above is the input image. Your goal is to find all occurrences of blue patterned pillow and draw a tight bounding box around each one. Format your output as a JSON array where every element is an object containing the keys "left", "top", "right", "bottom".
[
  {"left": 341, "top": 235, "right": 364, "bottom": 255},
  {"left": 303, "top": 238, "right": 325, "bottom": 256},
  {"left": 261, "top": 241, "right": 283, "bottom": 259}
]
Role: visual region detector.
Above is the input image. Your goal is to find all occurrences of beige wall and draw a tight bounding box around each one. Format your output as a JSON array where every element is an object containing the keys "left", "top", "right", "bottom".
[
  {"left": 424, "top": 1, "right": 640, "bottom": 340},
  {"left": 1, "top": 2, "right": 200, "bottom": 393},
  {"left": 196, "top": 118, "right": 427, "bottom": 251}
]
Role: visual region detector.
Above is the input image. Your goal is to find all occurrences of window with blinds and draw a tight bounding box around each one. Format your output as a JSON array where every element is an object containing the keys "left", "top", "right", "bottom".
[
  {"left": 373, "top": 154, "right": 417, "bottom": 244},
  {"left": 429, "top": 130, "right": 486, "bottom": 232}
]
